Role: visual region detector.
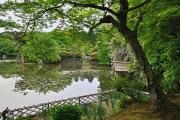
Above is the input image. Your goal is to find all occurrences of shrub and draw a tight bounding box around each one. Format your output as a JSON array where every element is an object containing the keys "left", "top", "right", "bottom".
[
  {"left": 112, "top": 75, "right": 149, "bottom": 102},
  {"left": 81, "top": 103, "right": 105, "bottom": 120},
  {"left": 51, "top": 105, "right": 82, "bottom": 120}
]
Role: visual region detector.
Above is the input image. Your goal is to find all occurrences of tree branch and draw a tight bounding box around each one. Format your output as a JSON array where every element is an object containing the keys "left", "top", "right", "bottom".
[
  {"left": 103, "top": 0, "right": 115, "bottom": 18},
  {"left": 119, "top": 0, "right": 129, "bottom": 11},
  {"left": 102, "top": 0, "right": 104, "bottom": 7},
  {"left": 100, "top": 15, "right": 119, "bottom": 28},
  {"left": 128, "top": 0, "right": 150, "bottom": 12},
  {"left": 90, "top": 21, "right": 103, "bottom": 30},
  {"left": 43, "top": 3, "right": 65, "bottom": 12},
  {"left": 53, "top": 8, "right": 72, "bottom": 20},
  {"left": 22, "top": 3, "right": 65, "bottom": 36},
  {"left": 71, "top": 1, "right": 118, "bottom": 17},
  {"left": 134, "top": 12, "right": 144, "bottom": 32},
  {"left": 89, "top": 15, "right": 119, "bottom": 32}
]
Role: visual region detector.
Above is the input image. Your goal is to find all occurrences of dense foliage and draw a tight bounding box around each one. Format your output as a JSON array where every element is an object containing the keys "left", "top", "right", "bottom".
[
  {"left": 43, "top": 105, "right": 82, "bottom": 120},
  {"left": 0, "top": 28, "right": 129, "bottom": 64},
  {"left": 110, "top": 0, "right": 180, "bottom": 95},
  {"left": 138, "top": 0, "right": 180, "bottom": 93},
  {"left": 21, "top": 32, "right": 60, "bottom": 63},
  {"left": 0, "top": 32, "right": 17, "bottom": 57}
]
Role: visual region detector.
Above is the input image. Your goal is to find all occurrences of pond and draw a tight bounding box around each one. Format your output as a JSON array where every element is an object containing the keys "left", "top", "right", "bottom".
[{"left": 0, "top": 61, "right": 113, "bottom": 111}]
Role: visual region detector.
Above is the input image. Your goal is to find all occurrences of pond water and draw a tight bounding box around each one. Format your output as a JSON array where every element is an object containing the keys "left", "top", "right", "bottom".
[{"left": 0, "top": 61, "right": 113, "bottom": 111}]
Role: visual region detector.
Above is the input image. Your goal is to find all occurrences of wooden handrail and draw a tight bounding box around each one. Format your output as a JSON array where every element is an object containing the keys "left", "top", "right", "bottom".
[{"left": 112, "top": 61, "right": 130, "bottom": 64}]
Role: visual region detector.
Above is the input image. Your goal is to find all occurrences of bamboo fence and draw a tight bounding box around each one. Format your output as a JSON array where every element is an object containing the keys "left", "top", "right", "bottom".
[{"left": 0, "top": 90, "right": 116, "bottom": 120}]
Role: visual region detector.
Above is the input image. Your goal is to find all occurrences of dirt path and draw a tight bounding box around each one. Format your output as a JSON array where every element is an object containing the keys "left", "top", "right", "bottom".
[{"left": 107, "top": 94, "right": 180, "bottom": 120}]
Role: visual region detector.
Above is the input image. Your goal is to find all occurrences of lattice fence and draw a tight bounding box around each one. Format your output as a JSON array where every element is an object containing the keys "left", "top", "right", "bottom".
[{"left": 0, "top": 90, "right": 116, "bottom": 120}]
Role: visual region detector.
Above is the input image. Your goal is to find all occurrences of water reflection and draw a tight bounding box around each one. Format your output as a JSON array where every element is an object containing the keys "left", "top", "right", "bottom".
[
  {"left": 15, "top": 65, "right": 72, "bottom": 94},
  {"left": 0, "top": 62, "right": 113, "bottom": 111}
]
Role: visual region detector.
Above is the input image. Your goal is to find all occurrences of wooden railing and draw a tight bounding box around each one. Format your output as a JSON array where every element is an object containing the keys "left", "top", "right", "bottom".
[
  {"left": 111, "top": 61, "right": 130, "bottom": 72},
  {"left": 0, "top": 90, "right": 116, "bottom": 120}
]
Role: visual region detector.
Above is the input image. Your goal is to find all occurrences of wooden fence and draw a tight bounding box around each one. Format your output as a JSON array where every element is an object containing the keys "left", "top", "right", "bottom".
[
  {"left": 0, "top": 90, "right": 116, "bottom": 120},
  {"left": 112, "top": 61, "right": 130, "bottom": 72}
]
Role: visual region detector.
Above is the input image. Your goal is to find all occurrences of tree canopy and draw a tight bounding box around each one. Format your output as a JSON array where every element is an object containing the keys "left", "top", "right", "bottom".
[{"left": 0, "top": 0, "right": 180, "bottom": 111}]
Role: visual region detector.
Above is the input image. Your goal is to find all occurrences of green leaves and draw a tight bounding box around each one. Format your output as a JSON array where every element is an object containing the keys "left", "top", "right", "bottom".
[
  {"left": 97, "top": 41, "right": 111, "bottom": 64},
  {"left": 0, "top": 19, "right": 19, "bottom": 28},
  {"left": 138, "top": 0, "right": 180, "bottom": 93},
  {"left": 0, "top": 32, "right": 17, "bottom": 56},
  {"left": 21, "top": 32, "right": 60, "bottom": 63}
]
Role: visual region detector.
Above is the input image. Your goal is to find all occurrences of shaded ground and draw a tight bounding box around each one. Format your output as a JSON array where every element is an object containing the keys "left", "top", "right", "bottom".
[
  {"left": 29, "top": 94, "right": 180, "bottom": 120},
  {"left": 107, "top": 93, "right": 180, "bottom": 120}
]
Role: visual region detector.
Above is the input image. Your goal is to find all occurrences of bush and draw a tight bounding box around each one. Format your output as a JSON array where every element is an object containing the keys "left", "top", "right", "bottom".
[
  {"left": 43, "top": 105, "right": 82, "bottom": 120},
  {"left": 81, "top": 103, "right": 105, "bottom": 120},
  {"left": 112, "top": 75, "right": 149, "bottom": 102}
]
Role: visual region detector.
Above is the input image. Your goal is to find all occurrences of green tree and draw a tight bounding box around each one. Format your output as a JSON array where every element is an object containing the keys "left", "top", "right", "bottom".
[
  {"left": 2, "top": 0, "right": 179, "bottom": 111},
  {"left": 97, "top": 40, "right": 111, "bottom": 64},
  {"left": 31, "top": 0, "right": 177, "bottom": 110},
  {"left": 21, "top": 32, "right": 60, "bottom": 63},
  {"left": 139, "top": 0, "right": 180, "bottom": 93},
  {"left": 0, "top": 32, "right": 17, "bottom": 57}
]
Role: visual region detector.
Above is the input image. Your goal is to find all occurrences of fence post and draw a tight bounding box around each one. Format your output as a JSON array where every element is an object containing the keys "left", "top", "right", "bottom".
[
  {"left": 2, "top": 107, "right": 8, "bottom": 120},
  {"left": 78, "top": 97, "right": 81, "bottom": 104},
  {"left": 47, "top": 102, "right": 50, "bottom": 111}
]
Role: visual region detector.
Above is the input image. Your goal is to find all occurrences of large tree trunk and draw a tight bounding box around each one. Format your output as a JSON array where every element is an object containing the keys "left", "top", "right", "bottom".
[{"left": 121, "top": 28, "right": 171, "bottom": 110}]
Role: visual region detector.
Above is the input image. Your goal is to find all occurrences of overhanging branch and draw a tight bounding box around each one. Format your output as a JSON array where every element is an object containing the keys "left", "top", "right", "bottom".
[
  {"left": 70, "top": 1, "right": 118, "bottom": 17},
  {"left": 89, "top": 15, "right": 119, "bottom": 32},
  {"left": 23, "top": 3, "right": 65, "bottom": 35},
  {"left": 90, "top": 21, "right": 103, "bottom": 30},
  {"left": 100, "top": 15, "right": 119, "bottom": 28},
  {"left": 128, "top": 0, "right": 150, "bottom": 12}
]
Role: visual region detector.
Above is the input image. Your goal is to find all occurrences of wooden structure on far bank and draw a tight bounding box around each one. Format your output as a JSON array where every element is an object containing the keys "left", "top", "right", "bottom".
[{"left": 112, "top": 61, "right": 130, "bottom": 72}]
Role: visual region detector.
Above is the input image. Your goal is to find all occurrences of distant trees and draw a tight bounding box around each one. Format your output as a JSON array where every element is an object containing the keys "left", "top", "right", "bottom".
[
  {"left": 0, "top": 29, "right": 128, "bottom": 64},
  {"left": 0, "top": 33, "right": 17, "bottom": 59},
  {"left": 21, "top": 32, "right": 61, "bottom": 63},
  {"left": 20, "top": 30, "right": 96, "bottom": 63}
]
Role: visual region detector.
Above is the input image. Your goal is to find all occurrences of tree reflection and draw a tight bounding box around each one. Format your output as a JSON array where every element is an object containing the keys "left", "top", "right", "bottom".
[
  {"left": 0, "top": 63, "right": 72, "bottom": 94},
  {"left": 0, "top": 62, "right": 113, "bottom": 94},
  {"left": 15, "top": 65, "right": 72, "bottom": 94},
  {"left": 0, "top": 62, "right": 19, "bottom": 78},
  {"left": 66, "top": 69, "right": 113, "bottom": 90}
]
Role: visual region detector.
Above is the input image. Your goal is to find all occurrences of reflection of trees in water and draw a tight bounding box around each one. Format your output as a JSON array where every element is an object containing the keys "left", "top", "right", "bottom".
[
  {"left": 15, "top": 65, "right": 72, "bottom": 94},
  {"left": 60, "top": 61, "right": 113, "bottom": 88},
  {"left": 0, "top": 62, "right": 113, "bottom": 94},
  {"left": 71, "top": 71, "right": 95, "bottom": 83},
  {"left": 0, "top": 63, "right": 19, "bottom": 78},
  {"left": 60, "top": 61, "right": 82, "bottom": 71},
  {"left": 67, "top": 70, "right": 113, "bottom": 90},
  {"left": 98, "top": 71, "right": 113, "bottom": 90},
  {"left": 0, "top": 63, "right": 72, "bottom": 94}
]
